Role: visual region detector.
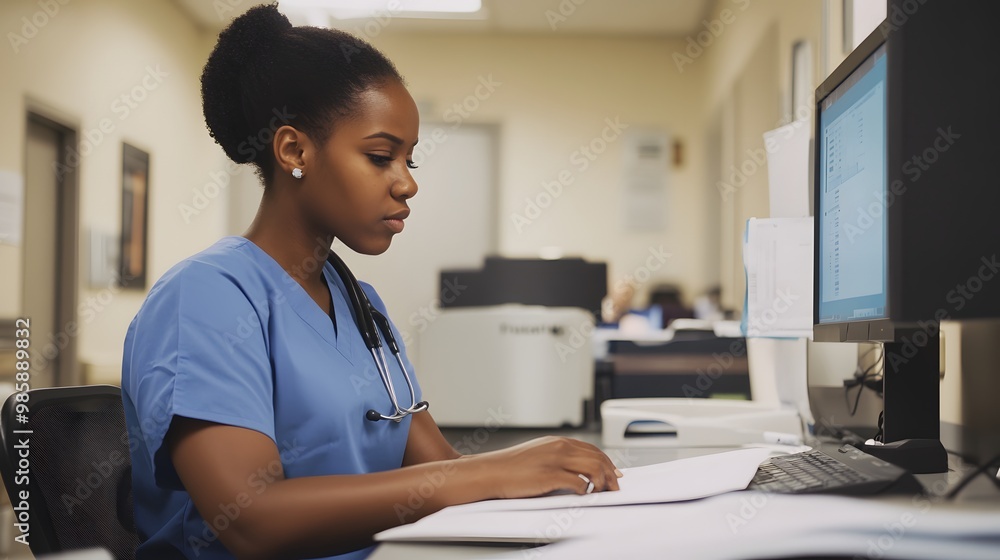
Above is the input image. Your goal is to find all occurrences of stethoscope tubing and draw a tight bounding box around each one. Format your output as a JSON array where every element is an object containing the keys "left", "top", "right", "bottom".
[{"left": 326, "top": 252, "right": 428, "bottom": 422}]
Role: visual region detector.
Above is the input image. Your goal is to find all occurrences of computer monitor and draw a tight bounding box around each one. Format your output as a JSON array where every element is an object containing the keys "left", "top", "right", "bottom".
[
  {"left": 812, "top": 25, "right": 943, "bottom": 471},
  {"left": 815, "top": 38, "right": 888, "bottom": 336},
  {"left": 812, "top": 3, "right": 1000, "bottom": 471}
]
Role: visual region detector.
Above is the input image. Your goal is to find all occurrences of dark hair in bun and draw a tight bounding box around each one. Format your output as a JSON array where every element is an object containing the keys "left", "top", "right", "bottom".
[{"left": 201, "top": 2, "right": 402, "bottom": 184}]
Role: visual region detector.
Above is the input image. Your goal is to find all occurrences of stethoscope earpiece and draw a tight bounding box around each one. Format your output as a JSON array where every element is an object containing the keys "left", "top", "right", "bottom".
[{"left": 327, "top": 251, "right": 428, "bottom": 424}]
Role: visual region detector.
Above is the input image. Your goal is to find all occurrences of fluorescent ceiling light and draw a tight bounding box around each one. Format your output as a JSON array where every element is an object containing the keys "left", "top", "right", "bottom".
[{"left": 280, "top": 0, "right": 482, "bottom": 20}]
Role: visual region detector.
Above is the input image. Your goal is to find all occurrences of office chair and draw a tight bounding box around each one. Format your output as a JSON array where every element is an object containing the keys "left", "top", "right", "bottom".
[{"left": 0, "top": 385, "right": 139, "bottom": 560}]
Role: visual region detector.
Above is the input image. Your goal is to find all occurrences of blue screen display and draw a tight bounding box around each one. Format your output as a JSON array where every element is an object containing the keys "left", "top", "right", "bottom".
[{"left": 817, "top": 43, "right": 888, "bottom": 324}]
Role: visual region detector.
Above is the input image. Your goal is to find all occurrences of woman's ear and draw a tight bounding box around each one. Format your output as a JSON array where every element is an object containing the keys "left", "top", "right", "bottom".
[{"left": 273, "top": 125, "right": 309, "bottom": 177}]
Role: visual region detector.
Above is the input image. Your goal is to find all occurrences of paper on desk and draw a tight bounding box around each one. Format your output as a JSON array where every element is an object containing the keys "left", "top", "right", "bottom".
[
  {"left": 743, "top": 217, "right": 813, "bottom": 338},
  {"left": 490, "top": 493, "right": 1000, "bottom": 560},
  {"left": 375, "top": 448, "right": 771, "bottom": 543},
  {"left": 448, "top": 447, "right": 770, "bottom": 514}
]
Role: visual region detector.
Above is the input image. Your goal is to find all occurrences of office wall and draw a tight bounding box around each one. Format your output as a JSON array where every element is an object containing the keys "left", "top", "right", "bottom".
[
  {"left": 0, "top": 0, "right": 225, "bottom": 378},
  {"left": 368, "top": 32, "right": 713, "bottom": 309},
  {"left": 693, "top": 0, "right": 825, "bottom": 310}
]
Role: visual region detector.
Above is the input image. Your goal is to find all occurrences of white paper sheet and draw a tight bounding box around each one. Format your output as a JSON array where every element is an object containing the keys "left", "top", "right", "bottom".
[
  {"left": 489, "top": 493, "right": 1000, "bottom": 560},
  {"left": 764, "top": 120, "right": 811, "bottom": 219},
  {"left": 375, "top": 448, "right": 771, "bottom": 543},
  {"left": 743, "top": 217, "right": 813, "bottom": 338}
]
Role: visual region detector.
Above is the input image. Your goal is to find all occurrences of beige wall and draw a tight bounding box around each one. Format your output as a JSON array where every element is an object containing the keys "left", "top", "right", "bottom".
[
  {"left": 0, "top": 0, "right": 226, "bottom": 378},
  {"left": 370, "top": 32, "right": 713, "bottom": 309},
  {"left": 694, "top": 0, "right": 825, "bottom": 310}
]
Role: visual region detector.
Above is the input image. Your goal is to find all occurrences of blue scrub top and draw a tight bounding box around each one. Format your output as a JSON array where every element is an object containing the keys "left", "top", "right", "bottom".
[{"left": 121, "top": 236, "right": 420, "bottom": 559}]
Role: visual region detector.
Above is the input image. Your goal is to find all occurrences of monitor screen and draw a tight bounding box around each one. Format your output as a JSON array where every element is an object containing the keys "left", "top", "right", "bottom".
[{"left": 816, "top": 43, "right": 888, "bottom": 325}]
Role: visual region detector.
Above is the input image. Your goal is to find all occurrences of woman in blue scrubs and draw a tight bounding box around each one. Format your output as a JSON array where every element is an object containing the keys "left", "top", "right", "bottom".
[{"left": 121, "top": 4, "right": 621, "bottom": 559}]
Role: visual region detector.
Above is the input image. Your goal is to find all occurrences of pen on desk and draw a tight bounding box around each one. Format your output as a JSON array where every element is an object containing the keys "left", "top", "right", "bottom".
[{"left": 762, "top": 431, "right": 803, "bottom": 446}]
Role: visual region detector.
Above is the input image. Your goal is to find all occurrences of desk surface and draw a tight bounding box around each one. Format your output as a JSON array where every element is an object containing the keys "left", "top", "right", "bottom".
[{"left": 370, "top": 427, "right": 1000, "bottom": 560}]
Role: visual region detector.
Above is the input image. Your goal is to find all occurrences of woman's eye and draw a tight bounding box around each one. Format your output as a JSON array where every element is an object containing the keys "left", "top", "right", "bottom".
[
  {"left": 367, "top": 154, "right": 391, "bottom": 167},
  {"left": 406, "top": 160, "right": 419, "bottom": 170}
]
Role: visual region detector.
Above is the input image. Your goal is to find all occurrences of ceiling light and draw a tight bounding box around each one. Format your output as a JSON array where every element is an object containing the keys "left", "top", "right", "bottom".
[{"left": 280, "top": 0, "right": 482, "bottom": 20}]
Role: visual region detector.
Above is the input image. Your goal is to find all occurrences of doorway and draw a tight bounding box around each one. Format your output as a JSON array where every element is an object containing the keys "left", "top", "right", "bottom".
[{"left": 23, "top": 112, "right": 80, "bottom": 387}]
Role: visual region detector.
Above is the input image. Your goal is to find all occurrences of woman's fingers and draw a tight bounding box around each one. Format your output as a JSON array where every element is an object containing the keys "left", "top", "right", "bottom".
[
  {"left": 481, "top": 436, "right": 625, "bottom": 498},
  {"left": 554, "top": 445, "right": 621, "bottom": 492},
  {"left": 529, "top": 441, "right": 620, "bottom": 493}
]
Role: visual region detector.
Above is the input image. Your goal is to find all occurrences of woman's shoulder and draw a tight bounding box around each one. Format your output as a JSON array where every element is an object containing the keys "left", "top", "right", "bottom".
[{"left": 148, "top": 236, "right": 268, "bottom": 300}]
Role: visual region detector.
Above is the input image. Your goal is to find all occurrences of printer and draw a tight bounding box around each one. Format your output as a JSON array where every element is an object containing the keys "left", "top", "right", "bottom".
[
  {"left": 418, "top": 305, "right": 594, "bottom": 428},
  {"left": 417, "top": 256, "right": 606, "bottom": 428}
]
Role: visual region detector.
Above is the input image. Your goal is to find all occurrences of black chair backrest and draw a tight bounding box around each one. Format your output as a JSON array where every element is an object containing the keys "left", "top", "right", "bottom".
[{"left": 0, "top": 385, "right": 139, "bottom": 559}]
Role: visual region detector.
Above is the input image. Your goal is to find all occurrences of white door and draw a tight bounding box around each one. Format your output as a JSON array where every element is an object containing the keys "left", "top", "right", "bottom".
[{"left": 338, "top": 123, "right": 498, "bottom": 368}]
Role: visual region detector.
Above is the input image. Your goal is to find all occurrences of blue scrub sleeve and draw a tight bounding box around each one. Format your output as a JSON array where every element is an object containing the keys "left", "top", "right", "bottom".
[{"left": 128, "top": 263, "right": 275, "bottom": 490}]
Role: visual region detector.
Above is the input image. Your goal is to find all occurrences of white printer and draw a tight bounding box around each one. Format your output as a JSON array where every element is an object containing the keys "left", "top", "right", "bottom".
[{"left": 417, "top": 304, "right": 594, "bottom": 428}]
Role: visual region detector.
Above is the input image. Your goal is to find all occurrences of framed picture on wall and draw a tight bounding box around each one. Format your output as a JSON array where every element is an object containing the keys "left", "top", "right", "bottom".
[{"left": 119, "top": 142, "right": 149, "bottom": 289}]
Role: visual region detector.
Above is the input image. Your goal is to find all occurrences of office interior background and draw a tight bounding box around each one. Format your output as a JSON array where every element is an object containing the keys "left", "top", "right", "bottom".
[{"left": 0, "top": 0, "right": 889, "bottom": 388}]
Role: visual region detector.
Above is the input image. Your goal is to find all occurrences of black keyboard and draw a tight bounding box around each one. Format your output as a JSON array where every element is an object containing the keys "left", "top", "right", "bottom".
[{"left": 747, "top": 444, "right": 924, "bottom": 496}]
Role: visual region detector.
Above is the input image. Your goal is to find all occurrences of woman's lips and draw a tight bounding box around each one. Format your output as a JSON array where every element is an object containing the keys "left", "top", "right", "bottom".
[{"left": 384, "top": 218, "right": 405, "bottom": 233}]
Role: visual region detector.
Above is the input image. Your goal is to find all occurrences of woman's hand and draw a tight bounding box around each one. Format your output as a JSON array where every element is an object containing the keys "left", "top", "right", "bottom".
[{"left": 463, "top": 436, "right": 623, "bottom": 499}]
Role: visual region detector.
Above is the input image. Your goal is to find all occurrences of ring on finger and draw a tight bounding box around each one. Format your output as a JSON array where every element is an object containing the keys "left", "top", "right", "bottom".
[{"left": 578, "top": 473, "right": 595, "bottom": 494}]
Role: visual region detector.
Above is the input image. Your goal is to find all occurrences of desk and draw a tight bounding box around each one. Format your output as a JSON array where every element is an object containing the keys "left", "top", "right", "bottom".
[{"left": 370, "top": 427, "right": 1000, "bottom": 560}]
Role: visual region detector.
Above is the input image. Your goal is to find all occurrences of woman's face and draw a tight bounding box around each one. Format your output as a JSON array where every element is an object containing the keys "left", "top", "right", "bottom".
[{"left": 302, "top": 79, "right": 420, "bottom": 255}]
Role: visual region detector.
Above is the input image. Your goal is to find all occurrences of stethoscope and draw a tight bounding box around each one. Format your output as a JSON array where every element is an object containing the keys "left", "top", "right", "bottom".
[{"left": 326, "top": 251, "right": 429, "bottom": 422}]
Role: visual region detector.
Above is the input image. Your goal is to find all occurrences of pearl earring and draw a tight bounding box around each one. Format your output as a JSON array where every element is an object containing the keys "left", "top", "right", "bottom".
[{"left": 292, "top": 167, "right": 303, "bottom": 179}]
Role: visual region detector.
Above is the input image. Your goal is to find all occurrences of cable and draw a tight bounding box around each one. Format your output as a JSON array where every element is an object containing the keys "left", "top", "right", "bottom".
[
  {"left": 944, "top": 453, "right": 1000, "bottom": 500},
  {"left": 844, "top": 345, "right": 884, "bottom": 416}
]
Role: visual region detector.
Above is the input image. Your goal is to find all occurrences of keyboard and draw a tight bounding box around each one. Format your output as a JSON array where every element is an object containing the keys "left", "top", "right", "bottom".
[{"left": 747, "top": 443, "right": 924, "bottom": 496}]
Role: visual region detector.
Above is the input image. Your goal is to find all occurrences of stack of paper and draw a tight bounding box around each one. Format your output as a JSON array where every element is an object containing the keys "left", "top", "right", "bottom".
[{"left": 376, "top": 447, "right": 772, "bottom": 543}]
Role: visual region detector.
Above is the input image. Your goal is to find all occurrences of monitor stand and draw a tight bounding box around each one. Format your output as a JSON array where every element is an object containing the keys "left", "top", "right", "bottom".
[{"left": 860, "top": 334, "right": 948, "bottom": 474}]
